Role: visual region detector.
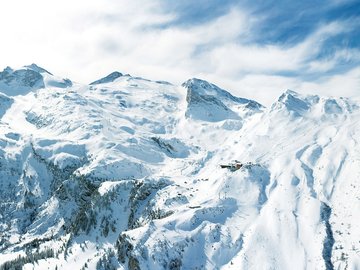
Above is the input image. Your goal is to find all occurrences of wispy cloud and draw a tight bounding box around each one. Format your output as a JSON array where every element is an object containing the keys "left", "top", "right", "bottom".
[{"left": 0, "top": 0, "right": 359, "bottom": 105}]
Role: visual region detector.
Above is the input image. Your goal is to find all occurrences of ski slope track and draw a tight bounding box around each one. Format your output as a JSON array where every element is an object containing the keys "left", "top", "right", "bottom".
[{"left": 0, "top": 64, "right": 359, "bottom": 270}]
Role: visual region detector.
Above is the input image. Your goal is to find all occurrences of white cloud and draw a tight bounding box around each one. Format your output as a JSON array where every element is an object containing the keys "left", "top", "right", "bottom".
[
  {"left": 308, "top": 48, "right": 360, "bottom": 73},
  {"left": 299, "top": 67, "right": 360, "bottom": 98},
  {"left": 0, "top": 0, "right": 359, "bottom": 105}
]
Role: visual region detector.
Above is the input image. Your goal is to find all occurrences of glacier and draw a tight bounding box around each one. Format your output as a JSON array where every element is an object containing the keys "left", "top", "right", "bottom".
[{"left": 0, "top": 64, "right": 359, "bottom": 270}]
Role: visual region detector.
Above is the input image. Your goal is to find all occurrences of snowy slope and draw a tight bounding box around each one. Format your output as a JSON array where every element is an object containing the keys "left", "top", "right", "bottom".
[{"left": 0, "top": 65, "right": 359, "bottom": 270}]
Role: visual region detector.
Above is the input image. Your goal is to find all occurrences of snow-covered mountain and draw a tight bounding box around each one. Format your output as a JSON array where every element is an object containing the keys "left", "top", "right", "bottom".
[{"left": 0, "top": 64, "right": 359, "bottom": 270}]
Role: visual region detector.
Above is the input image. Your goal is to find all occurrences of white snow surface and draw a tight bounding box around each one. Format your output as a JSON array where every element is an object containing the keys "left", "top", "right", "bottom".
[{"left": 0, "top": 65, "right": 359, "bottom": 270}]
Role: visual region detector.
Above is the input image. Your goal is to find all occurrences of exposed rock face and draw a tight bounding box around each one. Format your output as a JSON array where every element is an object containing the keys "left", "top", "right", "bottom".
[
  {"left": 0, "top": 66, "right": 45, "bottom": 96},
  {"left": 24, "top": 63, "right": 53, "bottom": 75},
  {"left": 183, "top": 78, "right": 262, "bottom": 122},
  {"left": 0, "top": 93, "right": 13, "bottom": 118},
  {"left": 90, "top": 71, "right": 123, "bottom": 85}
]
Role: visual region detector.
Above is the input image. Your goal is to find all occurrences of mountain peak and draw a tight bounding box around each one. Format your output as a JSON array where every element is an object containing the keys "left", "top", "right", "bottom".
[
  {"left": 182, "top": 78, "right": 208, "bottom": 88},
  {"left": 183, "top": 78, "right": 263, "bottom": 108},
  {"left": 183, "top": 78, "right": 263, "bottom": 122},
  {"left": 182, "top": 78, "right": 230, "bottom": 97},
  {"left": 0, "top": 65, "right": 45, "bottom": 96},
  {"left": 90, "top": 71, "right": 123, "bottom": 85},
  {"left": 273, "top": 89, "right": 322, "bottom": 117},
  {"left": 24, "top": 63, "right": 53, "bottom": 75}
]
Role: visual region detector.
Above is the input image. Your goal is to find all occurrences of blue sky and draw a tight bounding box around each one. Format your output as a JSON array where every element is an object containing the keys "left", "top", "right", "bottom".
[{"left": 0, "top": 0, "right": 359, "bottom": 104}]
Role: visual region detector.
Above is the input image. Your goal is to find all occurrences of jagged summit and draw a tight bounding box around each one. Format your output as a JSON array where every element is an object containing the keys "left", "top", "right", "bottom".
[
  {"left": 271, "top": 89, "right": 358, "bottom": 119},
  {"left": 273, "top": 89, "right": 312, "bottom": 116},
  {"left": 277, "top": 89, "right": 311, "bottom": 103},
  {"left": 0, "top": 64, "right": 73, "bottom": 95},
  {"left": 183, "top": 78, "right": 263, "bottom": 122},
  {"left": 90, "top": 71, "right": 124, "bottom": 85},
  {"left": 183, "top": 78, "right": 255, "bottom": 105},
  {"left": 24, "top": 63, "right": 53, "bottom": 75},
  {"left": 0, "top": 64, "right": 45, "bottom": 96}
]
